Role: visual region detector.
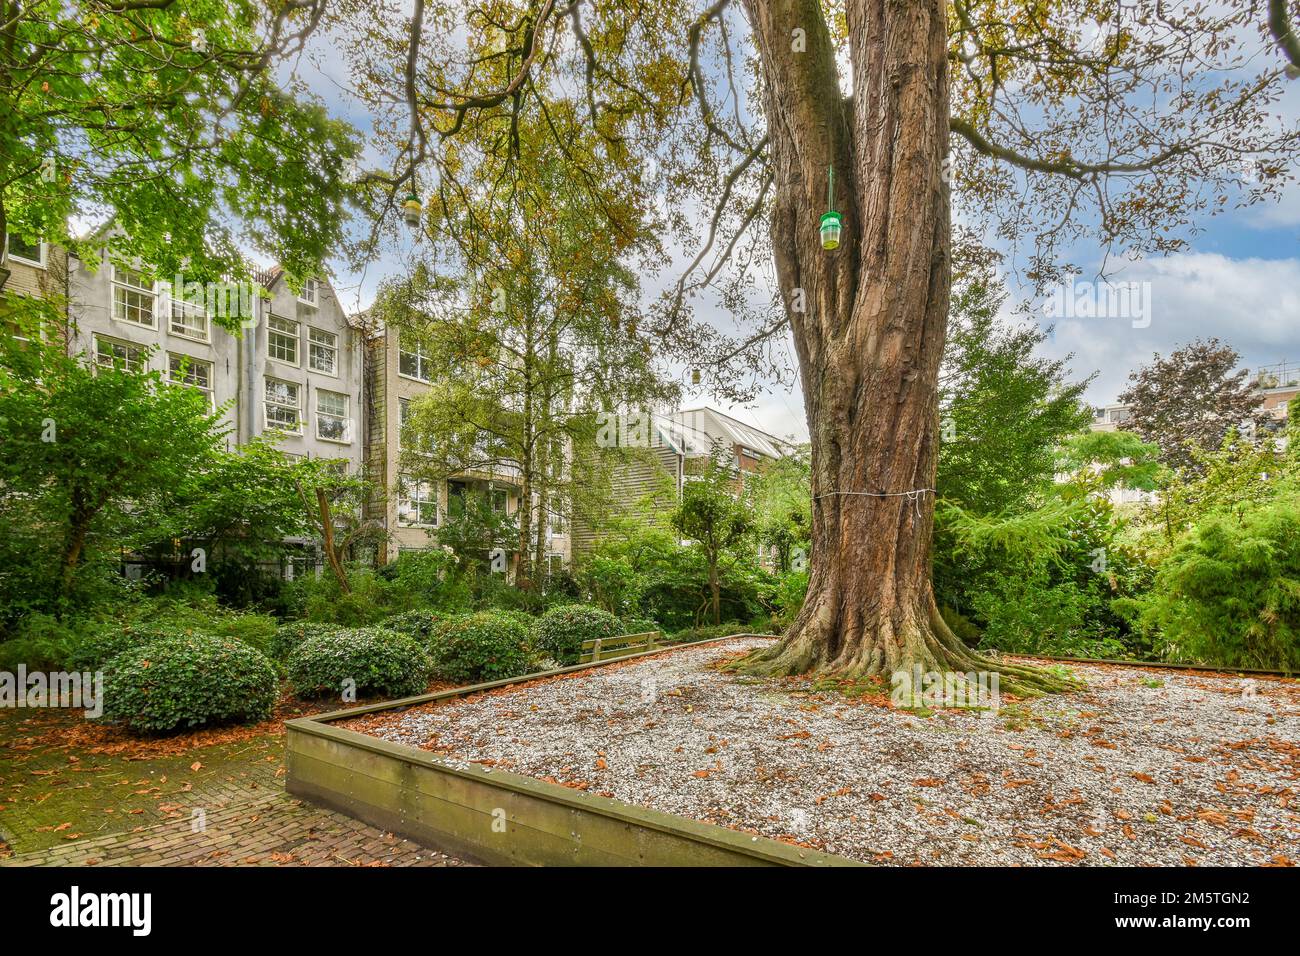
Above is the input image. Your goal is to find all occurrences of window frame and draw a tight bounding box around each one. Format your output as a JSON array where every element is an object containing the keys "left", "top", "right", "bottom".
[
  {"left": 94, "top": 334, "right": 148, "bottom": 373},
  {"left": 267, "top": 314, "right": 301, "bottom": 367},
  {"left": 111, "top": 264, "right": 157, "bottom": 329},
  {"left": 167, "top": 352, "right": 215, "bottom": 408},
  {"left": 297, "top": 278, "right": 320, "bottom": 307},
  {"left": 398, "top": 333, "right": 432, "bottom": 383},
  {"left": 4, "top": 233, "right": 46, "bottom": 268},
  {"left": 307, "top": 326, "right": 339, "bottom": 375},
  {"left": 315, "top": 388, "right": 351, "bottom": 444},
  {"left": 263, "top": 377, "right": 303, "bottom": 434},
  {"left": 396, "top": 474, "right": 439, "bottom": 527},
  {"left": 164, "top": 281, "right": 211, "bottom": 342}
]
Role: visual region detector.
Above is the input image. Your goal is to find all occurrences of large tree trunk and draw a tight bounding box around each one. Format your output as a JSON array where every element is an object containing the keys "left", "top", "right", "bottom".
[{"left": 736, "top": 0, "right": 1063, "bottom": 694}]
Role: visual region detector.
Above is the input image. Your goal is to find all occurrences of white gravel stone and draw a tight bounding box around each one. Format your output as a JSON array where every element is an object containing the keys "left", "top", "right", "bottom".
[{"left": 344, "top": 638, "right": 1300, "bottom": 866}]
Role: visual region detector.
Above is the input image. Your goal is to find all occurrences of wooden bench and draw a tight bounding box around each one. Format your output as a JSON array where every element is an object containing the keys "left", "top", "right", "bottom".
[{"left": 577, "top": 631, "right": 661, "bottom": 664}]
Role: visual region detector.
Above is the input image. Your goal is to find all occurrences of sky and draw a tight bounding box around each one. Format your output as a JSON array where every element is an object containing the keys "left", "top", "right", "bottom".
[{"left": 282, "top": 10, "right": 1300, "bottom": 449}]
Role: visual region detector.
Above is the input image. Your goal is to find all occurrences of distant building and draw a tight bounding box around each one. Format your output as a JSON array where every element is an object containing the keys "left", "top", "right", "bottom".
[
  {"left": 571, "top": 406, "right": 793, "bottom": 556},
  {"left": 1090, "top": 360, "right": 1298, "bottom": 437},
  {"left": 361, "top": 321, "right": 571, "bottom": 574}
]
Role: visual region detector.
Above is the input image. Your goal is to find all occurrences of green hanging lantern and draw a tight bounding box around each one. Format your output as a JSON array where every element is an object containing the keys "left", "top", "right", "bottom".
[
  {"left": 820, "top": 165, "right": 842, "bottom": 250},
  {"left": 401, "top": 191, "right": 423, "bottom": 227}
]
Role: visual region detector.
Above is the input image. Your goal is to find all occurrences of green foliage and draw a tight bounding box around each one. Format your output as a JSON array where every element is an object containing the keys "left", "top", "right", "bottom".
[
  {"left": 3, "top": 2, "right": 358, "bottom": 306},
  {"left": 376, "top": 549, "right": 473, "bottom": 613},
  {"left": 1147, "top": 431, "right": 1295, "bottom": 553},
  {"left": 268, "top": 622, "right": 346, "bottom": 663},
  {"left": 938, "top": 275, "right": 1092, "bottom": 515},
  {"left": 0, "top": 335, "right": 226, "bottom": 612},
  {"left": 102, "top": 634, "right": 278, "bottom": 734},
  {"left": 619, "top": 616, "right": 660, "bottom": 635},
  {"left": 533, "top": 604, "right": 622, "bottom": 664},
  {"left": 1057, "top": 430, "right": 1165, "bottom": 493},
  {"left": 747, "top": 449, "right": 811, "bottom": 571},
  {"left": 671, "top": 450, "right": 754, "bottom": 625},
  {"left": 971, "top": 572, "right": 1129, "bottom": 659},
  {"left": 428, "top": 611, "right": 533, "bottom": 684},
  {"left": 380, "top": 609, "right": 446, "bottom": 643},
  {"left": 55, "top": 597, "right": 279, "bottom": 672},
  {"left": 771, "top": 570, "right": 810, "bottom": 629},
  {"left": 579, "top": 554, "right": 644, "bottom": 616},
  {"left": 666, "top": 621, "right": 750, "bottom": 644},
  {"left": 287, "top": 628, "right": 432, "bottom": 700},
  {"left": 1119, "top": 500, "right": 1300, "bottom": 670},
  {"left": 0, "top": 615, "right": 88, "bottom": 671},
  {"left": 942, "top": 495, "right": 1142, "bottom": 659}
]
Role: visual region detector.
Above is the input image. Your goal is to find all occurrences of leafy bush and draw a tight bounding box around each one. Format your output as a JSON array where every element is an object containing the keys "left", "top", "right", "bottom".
[
  {"left": 429, "top": 611, "right": 532, "bottom": 683},
  {"left": 619, "top": 616, "right": 660, "bottom": 636},
  {"left": 381, "top": 609, "right": 445, "bottom": 643},
  {"left": 972, "top": 573, "right": 1127, "bottom": 659},
  {"left": 1118, "top": 502, "right": 1300, "bottom": 670},
  {"left": 287, "top": 627, "right": 432, "bottom": 700},
  {"left": 102, "top": 634, "right": 278, "bottom": 734},
  {"left": 0, "top": 614, "right": 86, "bottom": 671},
  {"left": 532, "top": 604, "right": 622, "bottom": 665},
  {"left": 268, "top": 621, "right": 346, "bottom": 662},
  {"left": 67, "top": 623, "right": 195, "bottom": 673},
  {"left": 666, "top": 621, "right": 748, "bottom": 644},
  {"left": 286, "top": 568, "right": 391, "bottom": 626},
  {"left": 771, "top": 570, "right": 809, "bottom": 629}
]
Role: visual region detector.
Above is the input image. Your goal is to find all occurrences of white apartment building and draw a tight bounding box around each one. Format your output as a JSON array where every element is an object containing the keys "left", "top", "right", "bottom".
[{"left": 65, "top": 250, "right": 365, "bottom": 470}]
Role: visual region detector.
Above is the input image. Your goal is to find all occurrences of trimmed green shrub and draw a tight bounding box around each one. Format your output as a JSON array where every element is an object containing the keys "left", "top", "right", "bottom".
[
  {"left": 67, "top": 623, "right": 195, "bottom": 673},
  {"left": 429, "top": 611, "right": 532, "bottom": 683},
  {"left": 381, "top": 609, "right": 445, "bottom": 643},
  {"left": 102, "top": 634, "right": 278, "bottom": 734},
  {"left": 532, "top": 604, "right": 622, "bottom": 665},
  {"left": 269, "top": 621, "right": 345, "bottom": 662},
  {"left": 287, "top": 627, "right": 432, "bottom": 700}
]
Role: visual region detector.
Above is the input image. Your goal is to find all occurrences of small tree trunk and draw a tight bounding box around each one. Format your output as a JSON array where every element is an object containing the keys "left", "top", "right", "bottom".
[
  {"left": 708, "top": 554, "right": 721, "bottom": 625},
  {"left": 316, "top": 489, "right": 352, "bottom": 594}
]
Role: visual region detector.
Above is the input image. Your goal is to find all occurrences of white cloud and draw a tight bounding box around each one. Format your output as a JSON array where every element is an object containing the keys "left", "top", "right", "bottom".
[{"left": 1033, "top": 252, "right": 1300, "bottom": 405}]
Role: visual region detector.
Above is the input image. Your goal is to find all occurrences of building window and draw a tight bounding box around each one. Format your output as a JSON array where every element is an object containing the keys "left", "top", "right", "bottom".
[
  {"left": 316, "top": 390, "right": 350, "bottom": 442},
  {"left": 267, "top": 315, "right": 299, "bottom": 365},
  {"left": 5, "top": 233, "right": 45, "bottom": 268},
  {"left": 397, "top": 475, "right": 438, "bottom": 527},
  {"left": 545, "top": 553, "right": 565, "bottom": 578},
  {"left": 489, "top": 487, "right": 509, "bottom": 514},
  {"left": 166, "top": 283, "right": 209, "bottom": 341},
  {"left": 548, "top": 509, "right": 568, "bottom": 535},
  {"left": 308, "top": 327, "right": 337, "bottom": 374},
  {"left": 264, "top": 378, "right": 302, "bottom": 433},
  {"left": 168, "top": 353, "right": 214, "bottom": 406},
  {"left": 398, "top": 333, "right": 431, "bottom": 382},
  {"left": 112, "top": 266, "right": 156, "bottom": 327},
  {"left": 94, "top": 335, "right": 147, "bottom": 373},
  {"left": 298, "top": 278, "right": 320, "bottom": 307}
]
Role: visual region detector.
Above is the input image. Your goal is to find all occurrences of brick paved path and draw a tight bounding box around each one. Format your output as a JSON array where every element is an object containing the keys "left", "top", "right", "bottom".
[
  {"left": 0, "top": 785, "right": 470, "bottom": 867},
  {"left": 0, "top": 709, "right": 471, "bottom": 868}
]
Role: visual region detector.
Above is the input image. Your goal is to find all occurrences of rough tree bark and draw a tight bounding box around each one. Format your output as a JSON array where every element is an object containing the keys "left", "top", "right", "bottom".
[{"left": 733, "top": 0, "right": 1065, "bottom": 694}]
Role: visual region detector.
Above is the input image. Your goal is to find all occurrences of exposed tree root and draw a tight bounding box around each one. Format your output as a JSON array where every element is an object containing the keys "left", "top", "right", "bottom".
[{"left": 727, "top": 599, "right": 1077, "bottom": 699}]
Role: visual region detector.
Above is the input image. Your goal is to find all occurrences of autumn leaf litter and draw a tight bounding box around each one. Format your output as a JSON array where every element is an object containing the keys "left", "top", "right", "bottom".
[{"left": 344, "top": 637, "right": 1299, "bottom": 866}]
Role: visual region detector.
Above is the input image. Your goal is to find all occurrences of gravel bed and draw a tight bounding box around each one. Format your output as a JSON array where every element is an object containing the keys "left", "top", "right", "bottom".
[{"left": 343, "top": 638, "right": 1300, "bottom": 866}]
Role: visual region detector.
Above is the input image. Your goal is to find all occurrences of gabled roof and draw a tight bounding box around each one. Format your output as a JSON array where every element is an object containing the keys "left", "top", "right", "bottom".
[{"left": 675, "top": 406, "right": 791, "bottom": 459}]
